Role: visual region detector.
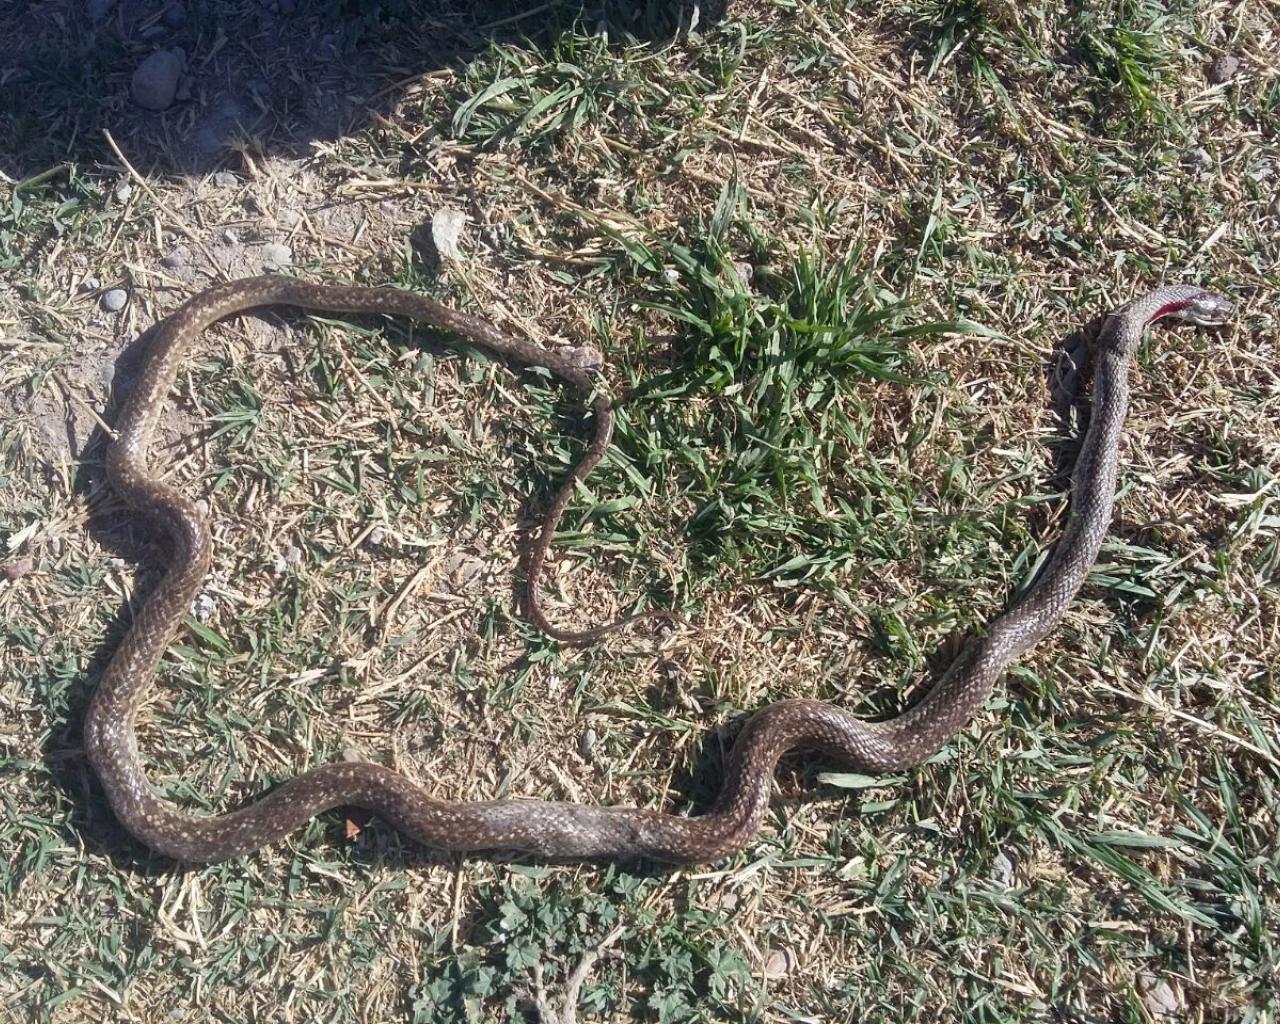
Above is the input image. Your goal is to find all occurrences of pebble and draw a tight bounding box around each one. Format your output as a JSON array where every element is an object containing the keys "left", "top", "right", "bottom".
[
  {"left": 1206, "top": 54, "right": 1240, "bottom": 84},
  {"left": 213, "top": 171, "right": 238, "bottom": 188},
  {"left": 762, "top": 948, "right": 797, "bottom": 980},
  {"left": 222, "top": 228, "right": 238, "bottom": 245},
  {"left": 114, "top": 181, "right": 133, "bottom": 203},
  {"left": 101, "top": 288, "right": 128, "bottom": 312},
  {"left": 81, "top": 275, "right": 101, "bottom": 292},
  {"left": 2, "top": 557, "right": 34, "bottom": 581},
  {"left": 732, "top": 260, "right": 754, "bottom": 285},
  {"left": 162, "top": 3, "right": 187, "bottom": 28},
  {"left": 1183, "top": 147, "right": 1212, "bottom": 172},
  {"left": 660, "top": 267, "right": 680, "bottom": 284},
  {"left": 431, "top": 208, "right": 467, "bottom": 261},
  {"left": 131, "top": 49, "right": 185, "bottom": 111},
  {"left": 1137, "top": 974, "right": 1181, "bottom": 1018},
  {"left": 443, "top": 552, "right": 484, "bottom": 586},
  {"left": 260, "top": 241, "right": 292, "bottom": 268},
  {"left": 272, "top": 547, "right": 302, "bottom": 575},
  {"left": 990, "top": 850, "right": 1015, "bottom": 889},
  {"left": 578, "top": 727, "right": 597, "bottom": 758},
  {"left": 160, "top": 246, "right": 187, "bottom": 269},
  {"left": 368, "top": 527, "right": 387, "bottom": 546}
]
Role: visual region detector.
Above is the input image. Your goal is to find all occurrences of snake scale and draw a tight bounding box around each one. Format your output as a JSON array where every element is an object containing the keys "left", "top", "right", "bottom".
[{"left": 85, "top": 278, "right": 1231, "bottom": 864}]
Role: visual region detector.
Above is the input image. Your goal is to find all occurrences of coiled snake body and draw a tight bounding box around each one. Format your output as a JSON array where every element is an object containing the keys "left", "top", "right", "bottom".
[{"left": 85, "top": 279, "right": 1231, "bottom": 864}]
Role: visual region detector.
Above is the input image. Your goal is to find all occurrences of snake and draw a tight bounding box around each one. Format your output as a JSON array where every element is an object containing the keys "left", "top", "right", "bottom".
[{"left": 84, "top": 279, "right": 1232, "bottom": 864}]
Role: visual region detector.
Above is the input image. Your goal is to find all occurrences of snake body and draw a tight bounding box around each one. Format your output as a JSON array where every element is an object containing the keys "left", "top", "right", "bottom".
[{"left": 85, "top": 280, "right": 1231, "bottom": 864}]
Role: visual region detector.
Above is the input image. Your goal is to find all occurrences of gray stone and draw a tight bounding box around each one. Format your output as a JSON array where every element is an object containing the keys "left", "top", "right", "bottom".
[
  {"left": 1137, "top": 973, "right": 1182, "bottom": 1018},
  {"left": 1207, "top": 54, "right": 1240, "bottom": 84},
  {"left": 101, "top": 288, "right": 128, "bottom": 312},
  {"left": 131, "top": 50, "right": 185, "bottom": 111},
  {"left": 261, "top": 241, "right": 292, "bottom": 268}
]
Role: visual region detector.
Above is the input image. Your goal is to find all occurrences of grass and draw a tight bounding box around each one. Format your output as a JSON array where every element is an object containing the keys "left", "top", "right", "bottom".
[{"left": 1, "top": 0, "right": 1278, "bottom": 1021}]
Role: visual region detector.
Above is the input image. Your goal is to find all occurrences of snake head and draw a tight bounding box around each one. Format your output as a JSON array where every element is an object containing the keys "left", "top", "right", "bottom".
[
  {"left": 565, "top": 345, "right": 606, "bottom": 372},
  {"left": 1170, "top": 290, "right": 1234, "bottom": 327}
]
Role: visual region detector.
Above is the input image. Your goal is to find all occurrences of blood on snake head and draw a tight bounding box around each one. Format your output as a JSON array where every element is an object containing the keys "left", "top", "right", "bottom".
[{"left": 1172, "top": 290, "right": 1234, "bottom": 328}]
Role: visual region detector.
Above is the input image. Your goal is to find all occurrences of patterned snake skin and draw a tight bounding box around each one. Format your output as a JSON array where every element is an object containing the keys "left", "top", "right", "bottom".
[{"left": 84, "top": 279, "right": 1232, "bottom": 863}]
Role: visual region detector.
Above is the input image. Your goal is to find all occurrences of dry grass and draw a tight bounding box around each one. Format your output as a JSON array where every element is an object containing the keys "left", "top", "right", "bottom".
[{"left": 1, "top": 0, "right": 1278, "bottom": 1021}]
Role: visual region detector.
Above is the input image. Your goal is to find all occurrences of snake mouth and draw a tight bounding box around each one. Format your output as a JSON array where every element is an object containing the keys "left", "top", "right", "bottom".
[{"left": 1181, "top": 293, "right": 1235, "bottom": 327}]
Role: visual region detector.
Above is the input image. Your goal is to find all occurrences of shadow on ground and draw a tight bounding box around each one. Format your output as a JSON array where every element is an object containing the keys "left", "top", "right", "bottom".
[{"left": 0, "top": 0, "right": 726, "bottom": 180}]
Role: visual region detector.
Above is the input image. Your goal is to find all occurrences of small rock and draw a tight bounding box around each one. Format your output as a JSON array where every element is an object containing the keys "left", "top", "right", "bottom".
[
  {"left": 160, "top": 246, "right": 187, "bottom": 269},
  {"left": 762, "top": 948, "right": 797, "bottom": 980},
  {"left": 271, "top": 547, "right": 301, "bottom": 575},
  {"left": 212, "top": 171, "right": 238, "bottom": 188},
  {"left": 81, "top": 275, "right": 101, "bottom": 293},
  {"left": 731, "top": 260, "right": 754, "bottom": 285},
  {"left": 660, "top": 267, "right": 680, "bottom": 284},
  {"left": 431, "top": 208, "right": 467, "bottom": 261},
  {"left": 114, "top": 181, "right": 133, "bottom": 202},
  {"left": 443, "top": 552, "right": 484, "bottom": 586},
  {"left": 1137, "top": 973, "right": 1182, "bottom": 1018},
  {"left": 990, "top": 850, "right": 1015, "bottom": 889},
  {"left": 194, "top": 499, "right": 209, "bottom": 516},
  {"left": 221, "top": 228, "right": 238, "bottom": 245},
  {"left": 261, "top": 241, "right": 292, "bottom": 268},
  {"left": 1183, "top": 147, "right": 1212, "bottom": 172},
  {"left": 131, "top": 49, "right": 185, "bottom": 111},
  {"left": 1206, "top": 54, "right": 1240, "bottom": 85},
  {"left": 2, "top": 557, "right": 34, "bottom": 581},
  {"left": 162, "top": 3, "right": 187, "bottom": 28},
  {"left": 368, "top": 527, "right": 387, "bottom": 546},
  {"left": 578, "top": 727, "right": 597, "bottom": 758},
  {"left": 101, "top": 288, "right": 128, "bottom": 312}
]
